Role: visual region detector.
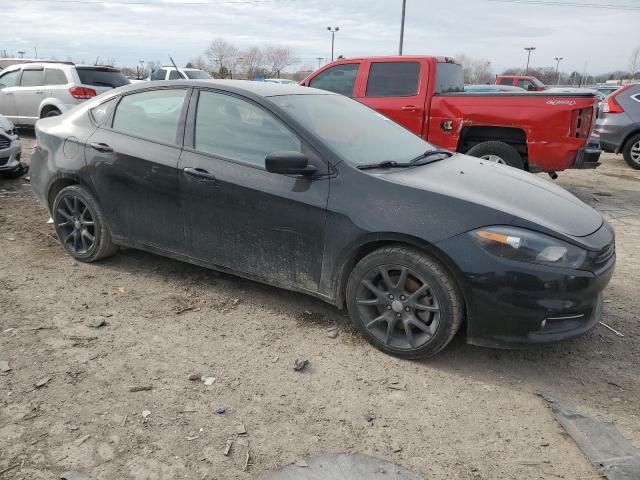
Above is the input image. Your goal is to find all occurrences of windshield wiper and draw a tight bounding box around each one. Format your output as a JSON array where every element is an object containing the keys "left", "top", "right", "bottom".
[
  {"left": 409, "top": 149, "right": 453, "bottom": 164},
  {"left": 357, "top": 150, "right": 453, "bottom": 170}
]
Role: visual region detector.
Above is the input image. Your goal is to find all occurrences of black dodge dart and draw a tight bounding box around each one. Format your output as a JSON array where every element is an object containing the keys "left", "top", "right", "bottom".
[{"left": 30, "top": 80, "right": 615, "bottom": 358}]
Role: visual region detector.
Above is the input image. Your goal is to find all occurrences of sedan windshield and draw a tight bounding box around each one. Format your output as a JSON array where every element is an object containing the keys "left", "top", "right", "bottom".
[
  {"left": 270, "top": 94, "right": 437, "bottom": 166},
  {"left": 185, "top": 70, "right": 212, "bottom": 79}
]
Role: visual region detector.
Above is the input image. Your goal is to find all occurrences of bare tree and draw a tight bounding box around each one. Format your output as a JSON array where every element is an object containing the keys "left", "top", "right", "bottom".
[
  {"left": 456, "top": 54, "right": 493, "bottom": 84},
  {"left": 264, "top": 45, "right": 294, "bottom": 78},
  {"left": 241, "top": 46, "right": 264, "bottom": 79},
  {"left": 206, "top": 38, "right": 239, "bottom": 78},
  {"left": 629, "top": 46, "right": 640, "bottom": 78}
]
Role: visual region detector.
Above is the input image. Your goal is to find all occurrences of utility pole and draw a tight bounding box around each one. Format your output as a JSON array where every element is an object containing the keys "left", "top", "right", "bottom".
[
  {"left": 34, "top": 47, "right": 38, "bottom": 58},
  {"left": 524, "top": 47, "right": 536, "bottom": 75},
  {"left": 554, "top": 57, "right": 563, "bottom": 86},
  {"left": 327, "top": 26, "right": 339, "bottom": 62},
  {"left": 17, "top": 51, "right": 25, "bottom": 59},
  {"left": 316, "top": 57, "right": 324, "bottom": 68},
  {"left": 399, "top": 0, "right": 407, "bottom": 55},
  {"left": 580, "top": 61, "right": 587, "bottom": 87}
]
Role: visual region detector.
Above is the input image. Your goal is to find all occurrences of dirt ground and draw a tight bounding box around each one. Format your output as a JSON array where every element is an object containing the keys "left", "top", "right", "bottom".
[{"left": 1, "top": 132, "right": 639, "bottom": 480}]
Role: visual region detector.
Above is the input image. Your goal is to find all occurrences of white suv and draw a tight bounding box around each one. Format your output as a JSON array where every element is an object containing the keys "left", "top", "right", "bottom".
[{"left": 0, "top": 62, "right": 130, "bottom": 126}]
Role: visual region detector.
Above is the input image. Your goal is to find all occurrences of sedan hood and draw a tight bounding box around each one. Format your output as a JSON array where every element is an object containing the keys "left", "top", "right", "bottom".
[{"left": 381, "top": 154, "right": 603, "bottom": 237}]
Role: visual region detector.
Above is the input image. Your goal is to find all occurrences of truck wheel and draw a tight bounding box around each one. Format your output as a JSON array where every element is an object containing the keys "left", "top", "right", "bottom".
[
  {"left": 346, "top": 246, "right": 463, "bottom": 359},
  {"left": 466, "top": 141, "right": 525, "bottom": 169},
  {"left": 622, "top": 134, "right": 640, "bottom": 170}
]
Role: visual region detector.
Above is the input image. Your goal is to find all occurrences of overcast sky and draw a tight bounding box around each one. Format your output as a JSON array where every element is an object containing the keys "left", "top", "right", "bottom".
[{"left": 3, "top": 0, "right": 639, "bottom": 74}]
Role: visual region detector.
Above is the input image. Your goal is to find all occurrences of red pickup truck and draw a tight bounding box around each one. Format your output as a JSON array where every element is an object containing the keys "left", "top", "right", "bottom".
[
  {"left": 495, "top": 75, "right": 547, "bottom": 91},
  {"left": 301, "top": 56, "right": 600, "bottom": 173}
]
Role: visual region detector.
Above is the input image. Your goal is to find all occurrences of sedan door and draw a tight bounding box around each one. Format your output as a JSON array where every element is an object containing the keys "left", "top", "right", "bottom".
[
  {"left": 84, "top": 87, "right": 190, "bottom": 253},
  {"left": 178, "top": 89, "right": 330, "bottom": 291},
  {"left": 15, "top": 67, "right": 46, "bottom": 123}
]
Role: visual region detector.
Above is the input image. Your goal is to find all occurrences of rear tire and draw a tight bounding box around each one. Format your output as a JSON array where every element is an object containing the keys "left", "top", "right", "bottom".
[
  {"left": 622, "top": 134, "right": 640, "bottom": 170},
  {"left": 52, "top": 185, "right": 118, "bottom": 262},
  {"left": 43, "top": 108, "right": 61, "bottom": 118},
  {"left": 466, "top": 141, "right": 525, "bottom": 169},
  {"left": 346, "top": 246, "right": 463, "bottom": 359}
]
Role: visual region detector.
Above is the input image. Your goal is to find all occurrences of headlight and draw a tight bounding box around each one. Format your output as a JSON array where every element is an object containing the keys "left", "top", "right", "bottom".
[{"left": 472, "top": 226, "right": 587, "bottom": 269}]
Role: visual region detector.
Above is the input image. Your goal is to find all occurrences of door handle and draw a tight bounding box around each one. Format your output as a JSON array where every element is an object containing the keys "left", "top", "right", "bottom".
[
  {"left": 90, "top": 142, "right": 114, "bottom": 153},
  {"left": 401, "top": 105, "right": 417, "bottom": 112},
  {"left": 184, "top": 167, "right": 216, "bottom": 182},
  {"left": 34, "top": 91, "right": 44, "bottom": 94}
]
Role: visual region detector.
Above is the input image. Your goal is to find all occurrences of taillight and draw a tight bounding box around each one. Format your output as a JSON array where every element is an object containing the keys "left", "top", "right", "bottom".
[
  {"left": 569, "top": 107, "right": 594, "bottom": 139},
  {"left": 602, "top": 84, "right": 632, "bottom": 114},
  {"left": 69, "top": 87, "right": 97, "bottom": 99}
]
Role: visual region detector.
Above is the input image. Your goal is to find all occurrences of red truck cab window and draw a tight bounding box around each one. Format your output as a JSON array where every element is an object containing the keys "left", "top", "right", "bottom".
[
  {"left": 365, "top": 62, "right": 420, "bottom": 97},
  {"left": 308, "top": 63, "right": 359, "bottom": 98}
]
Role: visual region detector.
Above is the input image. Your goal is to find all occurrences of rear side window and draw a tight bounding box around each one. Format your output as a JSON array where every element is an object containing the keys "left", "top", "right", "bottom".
[
  {"left": 498, "top": 78, "right": 513, "bottom": 86},
  {"left": 150, "top": 69, "right": 166, "bottom": 80},
  {"left": 435, "top": 63, "right": 464, "bottom": 94},
  {"left": 45, "top": 68, "right": 68, "bottom": 85},
  {"left": 168, "top": 70, "right": 181, "bottom": 80},
  {"left": 366, "top": 62, "right": 420, "bottom": 97},
  {"left": 0, "top": 70, "right": 20, "bottom": 88},
  {"left": 90, "top": 98, "right": 117, "bottom": 126},
  {"left": 75, "top": 67, "right": 129, "bottom": 88},
  {"left": 194, "top": 90, "right": 301, "bottom": 167},
  {"left": 517, "top": 80, "right": 534, "bottom": 91},
  {"left": 21, "top": 69, "right": 44, "bottom": 87},
  {"left": 309, "top": 64, "right": 359, "bottom": 98},
  {"left": 112, "top": 89, "right": 187, "bottom": 144}
]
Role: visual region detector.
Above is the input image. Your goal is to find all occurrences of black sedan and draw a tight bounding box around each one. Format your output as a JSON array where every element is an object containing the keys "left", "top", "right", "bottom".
[{"left": 30, "top": 81, "right": 616, "bottom": 358}]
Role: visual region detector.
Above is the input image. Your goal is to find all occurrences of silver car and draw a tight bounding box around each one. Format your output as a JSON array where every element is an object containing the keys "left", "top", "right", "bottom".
[
  {"left": 0, "top": 62, "right": 129, "bottom": 126},
  {"left": 0, "top": 114, "right": 24, "bottom": 178},
  {"left": 593, "top": 84, "right": 640, "bottom": 169}
]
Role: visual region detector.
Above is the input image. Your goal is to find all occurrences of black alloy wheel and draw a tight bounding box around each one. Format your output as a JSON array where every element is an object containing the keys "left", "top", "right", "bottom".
[
  {"left": 52, "top": 185, "right": 118, "bottom": 262},
  {"left": 55, "top": 194, "right": 96, "bottom": 255},
  {"left": 346, "top": 246, "right": 463, "bottom": 359}
]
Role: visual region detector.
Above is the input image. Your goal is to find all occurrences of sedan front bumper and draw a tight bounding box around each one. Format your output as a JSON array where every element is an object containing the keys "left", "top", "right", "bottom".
[
  {"left": 437, "top": 226, "right": 615, "bottom": 348},
  {"left": 0, "top": 135, "right": 22, "bottom": 173}
]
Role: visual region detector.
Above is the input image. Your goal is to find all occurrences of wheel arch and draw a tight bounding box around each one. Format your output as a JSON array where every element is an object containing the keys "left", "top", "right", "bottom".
[
  {"left": 458, "top": 125, "right": 528, "bottom": 156},
  {"left": 619, "top": 128, "right": 640, "bottom": 154},
  {"left": 333, "top": 233, "right": 470, "bottom": 322},
  {"left": 38, "top": 98, "right": 66, "bottom": 119},
  {"left": 46, "top": 175, "right": 81, "bottom": 212}
]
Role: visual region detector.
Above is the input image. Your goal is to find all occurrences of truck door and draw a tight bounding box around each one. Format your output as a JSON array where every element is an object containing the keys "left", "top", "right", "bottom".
[{"left": 356, "top": 59, "right": 428, "bottom": 137}]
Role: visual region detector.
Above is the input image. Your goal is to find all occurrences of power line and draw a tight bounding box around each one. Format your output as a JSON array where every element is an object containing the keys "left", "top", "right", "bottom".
[
  {"left": 15, "top": 0, "right": 290, "bottom": 5},
  {"left": 487, "top": 0, "right": 640, "bottom": 10}
]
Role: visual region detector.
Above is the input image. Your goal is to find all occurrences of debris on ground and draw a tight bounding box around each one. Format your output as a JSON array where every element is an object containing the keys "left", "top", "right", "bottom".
[
  {"left": 34, "top": 376, "right": 51, "bottom": 388},
  {"left": 295, "top": 459, "right": 309, "bottom": 468},
  {"left": 326, "top": 326, "right": 339, "bottom": 338},
  {"left": 388, "top": 381, "right": 407, "bottom": 391},
  {"left": 87, "top": 317, "right": 106, "bottom": 328},
  {"left": 186, "top": 435, "right": 199, "bottom": 441},
  {"left": 202, "top": 376, "right": 216, "bottom": 386},
  {"left": 600, "top": 321, "right": 625, "bottom": 337},
  {"left": 391, "top": 440, "right": 402, "bottom": 453},
  {"left": 0, "top": 360, "right": 11, "bottom": 372},
  {"left": 61, "top": 472, "right": 92, "bottom": 480},
  {"left": 293, "top": 358, "right": 309, "bottom": 371},
  {"left": 215, "top": 407, "right": 225, "bottom": 414},
  {"left": 128, "top": 385, "right": 152, "bottom": 392},
  {"left": 142, "top": 410, "right": 151, "bottom": 418},
  {"left": 188, "top": 373, "right": 201, "bottom": 381},
  {"left": 74, "top": 434, "right": 91, "bottom": 446},
  {"left": 243, "top": 450, "right": 251, "bottom": 472},
  {"left": 236, "top": 423, "right": 247, "bottom": 435},
  {"left": 224, "top": 438, "right": 233, "bottom": 456}
]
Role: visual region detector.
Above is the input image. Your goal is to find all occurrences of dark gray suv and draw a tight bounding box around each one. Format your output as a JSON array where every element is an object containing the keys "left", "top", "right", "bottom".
[{"left": 594, "top": 84, "right": 640, "bottom": 169}]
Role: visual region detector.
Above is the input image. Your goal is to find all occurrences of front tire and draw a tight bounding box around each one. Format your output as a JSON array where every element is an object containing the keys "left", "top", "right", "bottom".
[
  {"left": 466, "top": 141, "right": 525, "bottom": 169},
  {"left": 346, "top": 246, "right": 463, "bottom": 359},
  {"left": 52, "top": 185, "right": 118, "bottom": 262},
  {"left": 622, "top": 134, "right": 640, "bottom": 170}
]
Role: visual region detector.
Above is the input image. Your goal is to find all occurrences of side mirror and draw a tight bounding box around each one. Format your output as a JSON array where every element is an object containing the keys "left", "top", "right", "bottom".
[{"left": 265, "top": 151, "right": 317, "bottom": 176}]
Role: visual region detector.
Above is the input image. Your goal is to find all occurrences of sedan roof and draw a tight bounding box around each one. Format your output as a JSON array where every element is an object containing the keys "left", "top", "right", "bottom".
[{"left": 118, "top": 79, "right": 331, "bottom": 98}]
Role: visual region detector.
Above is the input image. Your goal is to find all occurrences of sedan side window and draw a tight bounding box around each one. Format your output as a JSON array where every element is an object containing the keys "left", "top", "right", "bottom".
[
  {"left": 90, "top": 98, "right": 117, "bottom": 126},
  {"left": 112, "top": 89, "right": 187, "bottom": 145},
  {"left": 20, "top": 69, "right": 44, "bottom": 87},
  {"left": 309, "top": 64, "right": 359, "bottom": 97},
  {"left": 0, "top": 70, "right": 20, "bottom": 88},
  {"left": 195, "top": 90, "right": 301, "bottom": 167}
]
